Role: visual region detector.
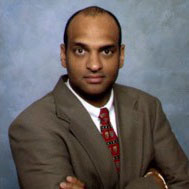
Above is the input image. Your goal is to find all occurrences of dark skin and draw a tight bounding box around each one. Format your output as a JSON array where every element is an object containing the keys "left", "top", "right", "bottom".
[
  {"left": 60, "top": 176, "right": 85, "bottom": 189},
  {"left": 59, "top": 12, "right": 166, "bottom": 189},
  {"left": 60, "top": 13, "right": 125, "bottom": 107}
]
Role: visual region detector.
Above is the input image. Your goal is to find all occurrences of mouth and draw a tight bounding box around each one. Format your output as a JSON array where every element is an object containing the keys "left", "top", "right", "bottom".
[{"left": 84, "top": 75, "right": 105, "bottom": 84}]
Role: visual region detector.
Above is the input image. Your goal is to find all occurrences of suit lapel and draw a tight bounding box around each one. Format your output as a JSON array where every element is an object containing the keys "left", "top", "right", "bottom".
[
  {"left": 68, "top": 111, "right": 119, "bottom": 187},
  {"left": 53, "top": 76, "right": 118, "bottom": 187},
  {"left": 114, "top": 85, "right": 144, "bottom": 188}
]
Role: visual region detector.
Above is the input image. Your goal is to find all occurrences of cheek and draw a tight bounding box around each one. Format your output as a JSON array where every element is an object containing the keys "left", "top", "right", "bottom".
[
  {"left": 67, "top": 63, "right": 84, "bottom": 80},
  {"left": 67, "top": 56, "right": 86, "bottom": 73},
  {"left": 105, "top": 62, "right": 120, "bottom": 76}
]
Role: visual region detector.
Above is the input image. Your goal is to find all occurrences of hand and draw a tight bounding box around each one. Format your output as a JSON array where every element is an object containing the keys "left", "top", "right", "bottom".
[
  {"left": 59, "top": 176, "right": 85, "bottom": 189},
  {"left": 145, "top": 168, "right": 168, "bottom": 189}
]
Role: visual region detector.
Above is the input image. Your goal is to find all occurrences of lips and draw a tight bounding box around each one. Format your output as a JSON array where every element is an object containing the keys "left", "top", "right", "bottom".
[{"left": 84, "top": 75, "right": 105, "bottom": 84}]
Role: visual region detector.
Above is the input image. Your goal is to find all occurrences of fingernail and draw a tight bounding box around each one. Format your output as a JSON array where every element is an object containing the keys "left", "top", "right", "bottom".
[
  {"left": 60, "top": 182, "right": 67, "bottom": 187},
  {"left": 67, "top": 176, "right": 72, "bottom": 181}
]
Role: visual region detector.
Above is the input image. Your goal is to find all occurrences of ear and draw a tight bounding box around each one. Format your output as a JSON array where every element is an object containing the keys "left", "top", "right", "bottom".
[
  {"left": 60, "top": 44, "right": 67, "bottom": 68},
  {"left": 119, "top": 44, "right": 125, "bottom": 68}
]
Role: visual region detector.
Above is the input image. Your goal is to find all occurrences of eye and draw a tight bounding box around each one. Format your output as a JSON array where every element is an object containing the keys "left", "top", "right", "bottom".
[
  {"left": 74, "top": 48, "right": 86, "bottom": 55},
  {"left": 102, "top": 49, "right": 113, "bottom": 56}
]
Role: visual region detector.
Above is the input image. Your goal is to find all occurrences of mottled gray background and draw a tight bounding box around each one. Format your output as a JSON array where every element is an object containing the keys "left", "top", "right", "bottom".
[{"left": 0, "top": 0, "right": 189, "bottom": 188}]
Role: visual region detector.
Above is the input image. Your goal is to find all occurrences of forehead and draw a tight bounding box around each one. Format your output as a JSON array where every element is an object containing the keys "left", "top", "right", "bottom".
[{"left": 67, "top": 13, "right": 119, "bottom": 46}]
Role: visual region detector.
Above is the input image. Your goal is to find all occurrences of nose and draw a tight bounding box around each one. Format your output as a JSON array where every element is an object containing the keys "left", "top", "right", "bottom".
[{"left": 86, "top": 52, "right": 102, "bottom": 72}]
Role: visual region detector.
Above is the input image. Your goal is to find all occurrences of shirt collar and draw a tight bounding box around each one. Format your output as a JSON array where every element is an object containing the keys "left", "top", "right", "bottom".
[{"left": 65, "top": 79, "right": 114, "bottom": 118}]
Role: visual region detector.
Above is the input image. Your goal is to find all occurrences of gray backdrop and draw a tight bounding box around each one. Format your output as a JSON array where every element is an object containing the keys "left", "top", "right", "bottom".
[{"left": 0, "top": 0, "right": 189, "bottom": 188}]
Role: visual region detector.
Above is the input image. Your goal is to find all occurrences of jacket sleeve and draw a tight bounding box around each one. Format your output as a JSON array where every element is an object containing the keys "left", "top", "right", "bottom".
[
  {"left": 9, "top": 117, "right": 74, "bottom": 189},
  {"left": 124, "top": 177, "right": 162, "bottom": 189},
  {"left": 152, "top": 98, "right": 189, "bottom": 188}
]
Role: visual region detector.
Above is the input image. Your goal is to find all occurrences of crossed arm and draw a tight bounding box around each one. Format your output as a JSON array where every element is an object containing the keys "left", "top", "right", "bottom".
[
  {"left": 9, "top": 118, "right": 169, "bottom": 189},
  {"left": 9, "top": 99, "right": 189, "bottom": 188},
  {"left": 59, "top": 169, "right": 167, "bottom": 189}
]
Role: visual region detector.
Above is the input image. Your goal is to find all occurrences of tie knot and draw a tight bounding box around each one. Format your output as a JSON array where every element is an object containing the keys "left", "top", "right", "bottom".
[{"left": 99, "top": 108, "right": 110, "bottom": 124}]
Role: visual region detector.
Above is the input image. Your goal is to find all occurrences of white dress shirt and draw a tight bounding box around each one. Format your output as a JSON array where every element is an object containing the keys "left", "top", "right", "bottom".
[{"left": 65, "top": 80, "right": 118, "bottom": 135}]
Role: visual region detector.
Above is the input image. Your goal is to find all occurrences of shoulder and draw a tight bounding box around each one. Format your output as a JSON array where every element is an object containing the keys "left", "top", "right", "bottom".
[
  {"left": 114, "top": 83, "right": 162, "bottom": 115},
  {"left": 13, "top": 92, "right": 55, "bottom": 123},
  {"left": 9, "top": 91, "right": 64, "bottom": 135},
  {"left": 114, "top": 83, "right": 159, "bottom": 103}
]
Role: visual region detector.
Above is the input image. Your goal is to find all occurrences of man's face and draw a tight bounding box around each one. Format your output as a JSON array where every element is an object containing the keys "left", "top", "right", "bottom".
[{"left": 61, "top": 13, "right": 125, "bottom": 99}]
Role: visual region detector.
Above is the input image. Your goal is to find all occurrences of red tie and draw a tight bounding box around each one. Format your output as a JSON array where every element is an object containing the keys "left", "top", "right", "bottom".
[{"left": 99, "top": 108, "right": 120, "bottom": 172}]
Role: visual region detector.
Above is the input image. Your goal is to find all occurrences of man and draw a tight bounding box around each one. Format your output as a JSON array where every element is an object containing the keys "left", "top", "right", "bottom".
[{"left": 9, "top": 6, "right": 189, "bottom": 189}]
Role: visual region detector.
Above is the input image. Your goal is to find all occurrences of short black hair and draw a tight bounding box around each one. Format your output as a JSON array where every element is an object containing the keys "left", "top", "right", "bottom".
[{"left": 63, "top": 6, "right": 122, "bottom": 49}]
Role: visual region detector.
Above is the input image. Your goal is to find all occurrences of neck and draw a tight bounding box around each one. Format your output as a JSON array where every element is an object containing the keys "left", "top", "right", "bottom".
[
  {"left": 82, "top": 91, "right": 111, "bottom": 108},
  {"left": 70, "top": 85, "right": 112, "bottom": 108}
]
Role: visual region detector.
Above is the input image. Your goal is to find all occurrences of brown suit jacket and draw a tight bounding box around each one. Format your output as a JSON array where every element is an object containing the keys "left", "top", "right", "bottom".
[{"left": 9, "top": 75, "right": 189, "bottom": 189}]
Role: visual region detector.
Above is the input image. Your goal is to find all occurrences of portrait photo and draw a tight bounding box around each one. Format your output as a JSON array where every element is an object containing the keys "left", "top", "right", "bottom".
[{"left": 1, "top": 0, "right": 189, "bottom": 188}]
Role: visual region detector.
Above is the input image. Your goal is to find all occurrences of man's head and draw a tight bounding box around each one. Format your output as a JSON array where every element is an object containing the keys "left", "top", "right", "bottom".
[
  {"left": 63, "top": 6, "right": 122, "bottom": 50},
  {"left": 60, "top": 6, "right": 125, "bottom": 107}
]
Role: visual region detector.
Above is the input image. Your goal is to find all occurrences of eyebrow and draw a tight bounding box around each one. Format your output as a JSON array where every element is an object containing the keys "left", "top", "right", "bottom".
[
  {"left": 71, "top": 42, "right": 117, "bottom": 50},
  {"left": 99, "top": 45, "right": 117, "bottom": 51}
]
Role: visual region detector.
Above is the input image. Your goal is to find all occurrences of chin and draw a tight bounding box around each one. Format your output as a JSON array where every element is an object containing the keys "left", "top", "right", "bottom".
[{"left": 85, "top": 86, "right": 111, "bottom": 97}]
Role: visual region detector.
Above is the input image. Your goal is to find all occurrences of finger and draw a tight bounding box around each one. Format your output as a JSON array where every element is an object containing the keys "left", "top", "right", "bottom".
[
  {"left": 60, "top": 182, "right": 73, "bottom": 189},
  {"left": 66, "top": 176, "right": 85, "bottom": 187},
  {"left": 59, "top": 181, "right": 84, "bottom": 189},
  {"left": 59, "top": 182, "right": 67, "bottom": 189}
]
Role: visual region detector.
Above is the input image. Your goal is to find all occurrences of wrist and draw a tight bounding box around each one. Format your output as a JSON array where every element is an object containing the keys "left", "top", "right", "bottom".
[{"left": 144, "top": 171, "right": 168, "bottom": 189}]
